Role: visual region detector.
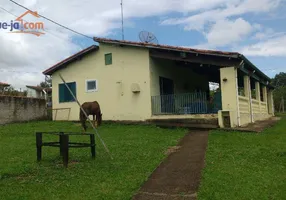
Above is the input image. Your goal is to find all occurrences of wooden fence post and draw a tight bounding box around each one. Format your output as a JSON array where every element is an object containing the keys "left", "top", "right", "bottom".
[{"left": 36, "top": 132, "right": 42, "bottom": 161}]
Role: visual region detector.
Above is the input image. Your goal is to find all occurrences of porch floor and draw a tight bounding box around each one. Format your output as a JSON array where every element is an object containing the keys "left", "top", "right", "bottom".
[{"left": 147, "top": 114, "right": 219, "bottom": 129}]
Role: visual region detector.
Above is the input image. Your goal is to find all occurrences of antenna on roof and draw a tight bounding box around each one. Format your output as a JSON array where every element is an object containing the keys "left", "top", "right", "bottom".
[
  {"left": 139, "top": 31, "right": 159, "bottom": 44},
  {"left": 120, "top": 0, "right": 124, "bottom": 40}
]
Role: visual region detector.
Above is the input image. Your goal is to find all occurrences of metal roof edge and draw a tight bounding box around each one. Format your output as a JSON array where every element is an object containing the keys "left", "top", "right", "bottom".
[
  {"left": 238, "top": 54, "right": 275, "bottom": 89},
  {"left": 93, "top": 37, "right": 240, "bottom": 58}
]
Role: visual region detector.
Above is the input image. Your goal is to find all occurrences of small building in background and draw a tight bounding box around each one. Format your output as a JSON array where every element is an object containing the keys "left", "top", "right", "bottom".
[
  {"left": 26, "top": 85, "right": 52, "bottom": 106},
  {"left": 0, "top": 82, "right": 10, "bottom": 93}
]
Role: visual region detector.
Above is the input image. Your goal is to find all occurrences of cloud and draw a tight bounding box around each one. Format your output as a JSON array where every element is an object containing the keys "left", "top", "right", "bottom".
[
  {"left": 1, "top": 0, "right": 238, "bottom": 89},
  {"left": 160, "top": 0, "right": 282, "bottom": 50},
  {"left": 204, "top": 18, "right": 255, "bottom": 47},
  {"left": 161, "top": 0, "right": 281, "bottom": 31},
  {"left": 238, "top": 34, "right": 286, "bottom": 57},
  {"left": 0, "top": 0, "right": 284, "bottom": 89}
]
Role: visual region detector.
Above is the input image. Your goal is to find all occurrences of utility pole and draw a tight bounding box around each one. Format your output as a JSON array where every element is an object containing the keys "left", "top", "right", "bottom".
[{"left": 120, "top": 0, "right": 124, "bottom": 40}]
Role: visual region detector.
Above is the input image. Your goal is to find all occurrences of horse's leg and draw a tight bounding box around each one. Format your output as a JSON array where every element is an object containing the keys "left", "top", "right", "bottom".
[
  {"left": 95, "top": 114, "right": 98, "bottom": 127},
  {"left": 81, "top": 117, "right": 87, "bottom": 132},
  {"left": 93, "top": 115, "right": 96, "bottom": 127}
]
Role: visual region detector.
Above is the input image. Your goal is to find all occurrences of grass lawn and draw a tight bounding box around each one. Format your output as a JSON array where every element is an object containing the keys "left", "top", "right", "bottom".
[
  {"left": 0, "top": 121, "right": 187, "bottom": 200},
  {"left": 198, "top": 114, "right": 286, "bottom": 200}
]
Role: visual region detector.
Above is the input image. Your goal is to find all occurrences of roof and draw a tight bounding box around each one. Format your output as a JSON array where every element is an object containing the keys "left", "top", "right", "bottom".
[
  {"left": 42, "top": 45, "right": 99, "bottom": 75},
  {"left": 42, "top": 37, "right": 273, "bottom": 87},
  {"left": 93, "top": 37, "right": 272, "bottom": 84},
  {"left": 0, "top": 82, "right": 10, "bottom": 87},
  {"left": 93, "top": 37, "right": 240, "bottom": 57},
  {"left": 26, "top": 85, "right": 52, "bottom": 92}
]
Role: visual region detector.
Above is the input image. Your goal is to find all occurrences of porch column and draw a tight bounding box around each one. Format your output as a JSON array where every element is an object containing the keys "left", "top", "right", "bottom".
[
  {"left": 219, "top": 67, "right": 239, "bottom": 127},
  {"left": 255, "top": 82, "right": 261, "bottom": 101},
  {"left": 262, "top": 85, "right": 268, "bottom": 111},
  {"left": 267, "top": 89, "right": 274, "bottom": 116},
  {"left": 262, "top": 85, "right": 267, "bottom": 103},
  {"left": 244, "top": 75, "right": 253, "bottom": 123},
  {"left": 255, "top": 82, "right": 261, "bottom": 119}
]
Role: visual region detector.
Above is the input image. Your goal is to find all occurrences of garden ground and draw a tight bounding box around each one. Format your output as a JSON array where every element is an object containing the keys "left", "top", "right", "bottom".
[
  {"left": 197, "top": 114, "right": 286, "bottom": 200},
  {"left": 1, "top": 115, "right": 286, "bottom": 200},
  {"left": 0, "top": 121, "right": 187, "bottom": 200}
]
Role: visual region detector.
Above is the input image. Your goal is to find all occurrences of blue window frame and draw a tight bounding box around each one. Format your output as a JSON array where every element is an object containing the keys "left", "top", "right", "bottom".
[{"left": 59, "top": 82, "right": 76, "bottom": 103}]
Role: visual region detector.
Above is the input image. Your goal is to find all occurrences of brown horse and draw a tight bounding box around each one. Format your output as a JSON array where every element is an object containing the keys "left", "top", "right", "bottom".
[{"left": 79, "top": 101, "right": 102, "bottom": 132}]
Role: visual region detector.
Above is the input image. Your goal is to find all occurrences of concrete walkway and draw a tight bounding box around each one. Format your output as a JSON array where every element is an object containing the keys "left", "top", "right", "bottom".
[{"left": 132, "top": 131, "right": 209, "bottom": 200}]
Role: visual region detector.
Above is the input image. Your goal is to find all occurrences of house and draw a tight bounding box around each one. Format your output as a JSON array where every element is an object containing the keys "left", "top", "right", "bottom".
[
  {"left": 26, "top": 85, "right": 52, "bottom": 106},
  {"left": 42, "top": 37, "right": 275, "bottom": 128},
  {"left": 0, "top": 82, "right": 10, "bottom": 93}
]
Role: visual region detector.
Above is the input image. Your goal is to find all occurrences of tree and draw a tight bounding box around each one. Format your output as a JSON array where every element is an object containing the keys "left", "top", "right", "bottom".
[
  {"left": 271, "top": 72, "right": 286, "bottom": 112},
  {"left": 3, "top": 86, "right": 26, "bottom": 96},
  {"left": 271, "top": 72, "right": 286, "bottom": 87},
  {"left": 273, "top": 86, "right": 286, "bottom": 112},
  {"left": 38, "top": 76, "right": 52, "bottom": 88}
]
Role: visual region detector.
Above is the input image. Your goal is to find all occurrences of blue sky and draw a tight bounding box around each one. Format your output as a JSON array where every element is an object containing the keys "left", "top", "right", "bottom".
[
  {"left": 71, "top": 2, "right": 286, "bottom": 79},
  {"left": 1, "top": 0, "right": 286, "bottom": 88}
]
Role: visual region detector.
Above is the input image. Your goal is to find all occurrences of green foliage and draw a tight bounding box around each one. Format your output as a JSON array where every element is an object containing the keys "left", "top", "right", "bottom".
[
  {"left": 38, "top": 76, "right": 52, "bottom": 88},
  {"left": 2, "top": 86, "right": 27, "bottom": 97},
  {"left": 273, "top": 86, "right": 286, "bottom": 111},
  {"left": 198, "top": 116, "right": 286, "bottom": 200},
  {"left": 271, "top": 72, "right": 286, "bottom": 87},
  {"left": 270, "top": 72, "right": 286, "bottom": 112},
  {"left": 0, "top": 121, "right": 186, "bottom": 200}
]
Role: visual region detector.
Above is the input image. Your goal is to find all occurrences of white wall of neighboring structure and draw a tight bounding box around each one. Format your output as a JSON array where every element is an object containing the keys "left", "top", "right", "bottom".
[{"left": 26, "top": 88, "right": 43, "bottom": 98}]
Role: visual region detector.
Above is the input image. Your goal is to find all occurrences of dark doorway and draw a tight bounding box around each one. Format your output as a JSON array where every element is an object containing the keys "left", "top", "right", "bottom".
[{"left": 159, "top": 77, "right": 175, "bottom": 113}]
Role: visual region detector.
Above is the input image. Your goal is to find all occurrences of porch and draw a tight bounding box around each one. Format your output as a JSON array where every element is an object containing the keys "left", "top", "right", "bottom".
[
  {"left": 151, "top": 92, "right": 221, "bottom": 115},
  {"left": 146, "top": 46, "right": 274, "bottom": 128},
  {"left": 148, "top": 51, "right": 223, "bottom": 128}
]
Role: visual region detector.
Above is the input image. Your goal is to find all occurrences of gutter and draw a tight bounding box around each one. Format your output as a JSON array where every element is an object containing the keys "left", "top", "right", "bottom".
[
  {"left": 238, "top": 54, "right": 275, "bottom": 89},
  {"left": 239, "top": 54, "right": 272, "bottom": 81}
]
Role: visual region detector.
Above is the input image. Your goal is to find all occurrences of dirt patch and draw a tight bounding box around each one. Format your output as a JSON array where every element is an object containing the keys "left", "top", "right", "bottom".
[
  {"left": 16, "top": 175, "right": 35, "bottom": 180},
  {"left": 165, "top": 146, "right": 181, "bottom": 156},
  {"left": 55, "top": 160, "right": 80, "bottom": 167},
  {"left": 133, "top": 131, "right": 209, "bottom": 200},
  {"left": 221, "top": 116, "right": 281, "bottom": 133}
]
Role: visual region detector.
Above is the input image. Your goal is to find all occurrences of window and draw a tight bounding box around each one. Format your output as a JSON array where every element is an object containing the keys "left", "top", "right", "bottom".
[
  {"left": 59, "top": 82, "right": 76, "bottom": 103},
  {"left": 105, "top": 53, "right": 112, "bottom": 65},
  {"left": 86, "top": 79, "right": 98, "bottom": 92}
]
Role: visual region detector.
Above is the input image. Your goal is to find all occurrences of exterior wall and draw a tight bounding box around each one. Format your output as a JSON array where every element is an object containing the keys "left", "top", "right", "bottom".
[
  {"left": 219, "top": 67, "right": 239, "bottom": 127},
  {"left": 219, "top": 68, "right": 274, "bottom": 128},
  {"left": 51, "top": 43, "right": 152, "bottom": 121},
  {"left": 149, "top": 58, "right": 209, "bottom": 96},
  {"left": 251, "top": 82, "right": 272, "bottom": 122},
  {"left": 0, "top": 95, "right": 47, "bottom": 124},
  {"left": 239, "top": 96, "right": 251, "bottom": 126},
  {"left": 27, "top": 88, "right": 43, "bottom": 98},
  {"left": 238, "top": 75, "right": 252, "bottom": 126}
]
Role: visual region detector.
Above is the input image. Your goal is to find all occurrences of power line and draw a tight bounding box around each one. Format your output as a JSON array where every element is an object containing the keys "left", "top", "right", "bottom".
[
  {"left": 0, "top": 69, "right": 41, "bottom": 74},
  {"left": 9, "top": 0, "right": 94, "bottom": 40},
  {"left": 0, "top": 5, "right": 16, "bottom": 16}
]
